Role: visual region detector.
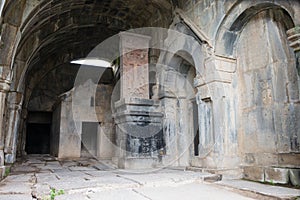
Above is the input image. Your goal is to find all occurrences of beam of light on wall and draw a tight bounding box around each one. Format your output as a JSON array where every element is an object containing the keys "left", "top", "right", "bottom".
[{"left": 70, "top": 58, "right": 111, "bottom": 68}]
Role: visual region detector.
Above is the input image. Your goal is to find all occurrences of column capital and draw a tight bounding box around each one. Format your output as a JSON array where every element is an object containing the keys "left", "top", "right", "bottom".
[
  {"left": 0, "top": 79, "right": 10, "bottom": 93},
  {"left": 194, "top": 55, "right": 236, "bottom": 87},
  {"left": 8, "top": 91, "right": 23, "bottom": 110},
  {"left": 287, "top": 26, "right": 300, "bottom": 52}
]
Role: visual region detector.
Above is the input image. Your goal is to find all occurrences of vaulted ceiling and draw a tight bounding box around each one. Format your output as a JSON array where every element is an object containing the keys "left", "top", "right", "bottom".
[{"left": 2, "top": 0, "right": 173, "bottom": 111}]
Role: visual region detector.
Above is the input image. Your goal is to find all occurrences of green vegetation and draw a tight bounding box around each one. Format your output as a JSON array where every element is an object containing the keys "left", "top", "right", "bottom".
[
  {"left": 4, "top": 167, "right": 10, "bottom": 177},
  {"left": 43, "top": 188, "right": 65, "bottom": 200}
]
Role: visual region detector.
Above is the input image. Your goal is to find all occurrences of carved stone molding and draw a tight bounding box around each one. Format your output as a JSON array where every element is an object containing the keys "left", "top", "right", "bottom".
[{"left": 287, "top": 26, "right": 300, "bottom": 52}]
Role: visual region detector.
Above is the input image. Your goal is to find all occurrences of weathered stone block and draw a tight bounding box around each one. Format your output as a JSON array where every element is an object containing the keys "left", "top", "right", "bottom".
[
  {"left": 278, "top": 153, "right": 300, "bottom": 166},
  {"left": 289, "top": 169, "right": 300, "bottom": 186},
  {"left": 243, "top": 166, "right": 264, "bottom": 182},
  {"left": 265, "top": 167, "right": 289, "bottom": 184}
]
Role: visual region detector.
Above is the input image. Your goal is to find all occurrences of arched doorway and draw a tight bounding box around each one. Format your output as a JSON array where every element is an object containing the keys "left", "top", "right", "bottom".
[
  {"left": 161, "top": 50, "right": 198, "bottom": 166},
  {"left": 236, "top": 8, "right": 299, "bottom": 167}
]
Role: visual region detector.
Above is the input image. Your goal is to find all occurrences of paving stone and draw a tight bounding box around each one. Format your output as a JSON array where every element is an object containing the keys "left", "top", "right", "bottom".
[
  {"left": 117, "top": 170, "right": 209, "bottom": 187},
  {"left": 25, "top": 158, "right": 46, "bottom": 164},
  {"left": 93, "top": 163, "right": 114, "bottom": 170},
  {"left": 3, "top": 174, "right": 33, "bottom": 182},
  {"left": 136, "top": 183, "right": 255, "bottom": 200},
  {"left": 36, "top": 172, "right": 59, "bottom": 182},
  {"left": 11, "top": 165, "right": 37, "bottom": 173},
  {"left": 34, "top": 183, "right": 51, "bottom": 199},
  {"left": 60, "top": 161, "right": 77, "bottom": 167},
  {"left": 0, "top": 194, "right": 33, "bottom": 200},
  {"left": 55, "top": 193, "right": 89, "bottom": 200},
  {"left": 218, "top": 179, "right": 300, "bottom": 199},
  {"left": 69, "top": 166, "right": 97, "bottom": 171},
  {"left": 0, "top": 182, "right": 32, "bottom": 194},
  {"left": 0, "top": 156, "right": 298, "bottom": 200},
  {"left": 83, "top": 171, "right": 115, "bottom": 177},
  {"left": 54, "top": 171, "right": 86, "bottom": 179},
  {"left": 49, "top": 168, "right": 71, "bottom": 173},
  {"left": 86, "top": 189, "right": 149, "bottom": 200}
]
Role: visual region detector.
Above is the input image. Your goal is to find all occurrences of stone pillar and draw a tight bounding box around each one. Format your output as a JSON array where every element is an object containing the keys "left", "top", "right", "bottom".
[
  {"left": 114, "top": 32, "right": 164, "bottom": 169},
  {"left": 4, "top": 92, "right": 22, "bottom": 163},
  {"left": 0, "top": 79, "right": 10, "bottom": 174},
  {"left": 287, "top": 26, "right": 300, "bottom": 76},
  {"left": 119, "top": 32, "right": 150, "bottom": 99},
  {"left": 17, "top": 109, "right": 27, "bottom": 157},
  {"left": 194, "top": 56, "right": 240, "bottom": 176}
]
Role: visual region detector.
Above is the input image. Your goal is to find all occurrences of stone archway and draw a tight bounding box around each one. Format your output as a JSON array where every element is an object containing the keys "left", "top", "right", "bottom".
[
  {"left": 235, "top": 8, "right": 300, "bottom": 182},
  {"left": 1, "top": 0, "right": 173, "bottom": 165}
]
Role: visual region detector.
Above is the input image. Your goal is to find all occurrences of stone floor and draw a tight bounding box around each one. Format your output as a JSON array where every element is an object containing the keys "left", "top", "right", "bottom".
[{"left": 0, "top": 155, "right": 298, "bottom": 200}]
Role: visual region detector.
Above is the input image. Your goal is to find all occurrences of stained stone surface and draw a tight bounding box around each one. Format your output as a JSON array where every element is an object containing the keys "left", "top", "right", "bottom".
[
  {"left": 2, "top": 155, "right": 299, "bottom": 200},
  {"left": 0, "top": 0, "right": 300, "bottom": 190},
  {"left": 0, "top": 156, "right": 298, "bottom": 200}
]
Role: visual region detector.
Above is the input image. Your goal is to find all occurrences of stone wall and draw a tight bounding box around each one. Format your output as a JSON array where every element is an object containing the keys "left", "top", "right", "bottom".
[{"left": 57, "top": 80, "right": 115, "bottom": 159}]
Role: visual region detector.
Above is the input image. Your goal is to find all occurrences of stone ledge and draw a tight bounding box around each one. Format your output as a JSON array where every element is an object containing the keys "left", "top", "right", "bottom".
[
  {"left": 242, "top": 166, "right": 300, "bottom": 186},
  {"left": 115, "top": 98, "right": 160, "bottom": 108},
  {"left": 118, "top": 157, "right": 159, "bottom": 169}
]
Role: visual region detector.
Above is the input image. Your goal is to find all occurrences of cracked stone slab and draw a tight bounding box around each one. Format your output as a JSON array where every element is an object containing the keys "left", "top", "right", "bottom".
[
  {"left": 83, "top": 170, "right": 115, "bottom": 177},
  {"left": 55, "top": 193, "right": 90, "bottom": 200},
  {"left": 217, "top": 179, "right": 300, "bottom": 199},
  {"left": 3, "top": 174, "right": 33, "bottom": 182},
  {"left": 11, "top": 165, "right": 37, "bottom": 173},
  {"left": 0, "top": 182, "right": 32, "bottom": 194},
  {"left": 60, "top": 161, "right": 78, "bottom": 167},
  {"left": 115, "top": 170, "right": 209, "bottom": 187},
  {"left": 69, "top": 166, "right": 97, "bottom": 171},
  {"left": 93, "top": 162, "right": 116, "bottom": 170},
  {"left": 53, "top": 171, "right": 87, "bottom": 179},
  {"left": 36, "top": 172, "right": 59, "bottom": 182},
  {"left": 0, "top": 194, "right": 33, "bottom": 200},
  {"left": 85, "top": 189, "right": 150, "bottom": 200},
  {"left": 136, "top": 183, "right": 255, "bottom": 200},
  {"left": 24, "top": 158, "right": 46, "bottom": 164}
]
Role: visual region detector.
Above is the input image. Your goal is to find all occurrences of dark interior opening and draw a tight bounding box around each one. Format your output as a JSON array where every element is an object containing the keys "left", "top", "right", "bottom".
[
  {"left": 81, "top": 122, "right": 98, "bottom": 157},
  {"left": 192, "top": 100, "right": 199, "bottom": 156},
  {"left": 26, "top": 123, "right": 51, "bottom": 154}
]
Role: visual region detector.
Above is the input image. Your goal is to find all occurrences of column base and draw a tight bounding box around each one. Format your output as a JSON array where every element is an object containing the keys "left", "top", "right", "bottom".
[
  {"left": 117, "top": 157, "right": 159, "bottom": 169},
  {"left": 4, "top": 153, "right": 15, "bottom": 164}
]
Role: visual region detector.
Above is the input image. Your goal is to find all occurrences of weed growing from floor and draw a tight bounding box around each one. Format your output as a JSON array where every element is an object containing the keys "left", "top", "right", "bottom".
[{"left": 43, "top": 188, "right": 65, "bottom": 200}]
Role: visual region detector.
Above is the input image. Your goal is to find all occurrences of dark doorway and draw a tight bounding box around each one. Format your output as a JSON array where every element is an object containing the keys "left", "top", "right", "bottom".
[
  {"left": 192, "top": 100, "right": 199, "bottom": 156},
  {"left": 26, "top": 123, "right": 51, "bottom": 154},
  {"left": 81, "top": 122, "right": 98, "bottom": 157}
]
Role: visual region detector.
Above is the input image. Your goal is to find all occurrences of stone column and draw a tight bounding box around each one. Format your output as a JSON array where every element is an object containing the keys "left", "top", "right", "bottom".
[
  {"left": 17, "top": 109, "right": 27, "bottom": 157},
  {"left": 194, "top": 56, "right": 240, "bottom": 176},
  {"left": 114, "top": 32, "right": 163, "bottom": 169},
  {"left": 0, "top": 79, "right": 10, "bottom": 173},
  {"left": 4, "top": 92, "right": 23, "bottom": 163},
  {"left": 119, "top": 32, "right": 150, "bottom": 99},
  {"left": 287, "top": 26, "right": 300, "bottom": 76}
]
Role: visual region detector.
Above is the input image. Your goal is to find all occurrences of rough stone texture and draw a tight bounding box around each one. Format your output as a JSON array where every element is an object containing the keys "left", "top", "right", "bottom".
[
  {"left": 264, "top": 167, "right": 289, "bottom": 184},
  {"left": 52, "top": 80, "right": 115, "bottom": 159},
  {"left": 218, "top": 179, "right": 300, "bottom": 200},
  {"left": 243, "top": 166, "right": 264, "bottom": 182},
  {"left": 0, "top": 0, "right": 300, "bottom": 185},
  {"left": 289, "top": 169, "right": 300, "bottom": 186},
  {"left": 7, "top": 155, "right": 300, "bottom": 200},
  {"left": 119, "top": 32, "right": 151, "bottom": 99}
]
